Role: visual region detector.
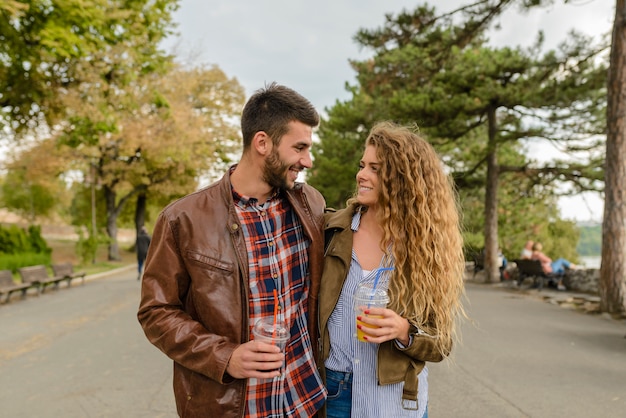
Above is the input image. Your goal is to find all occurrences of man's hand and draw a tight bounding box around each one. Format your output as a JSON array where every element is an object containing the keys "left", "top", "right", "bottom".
[{"left": 226, "top": 340, "right": 285, "bottom": 379}]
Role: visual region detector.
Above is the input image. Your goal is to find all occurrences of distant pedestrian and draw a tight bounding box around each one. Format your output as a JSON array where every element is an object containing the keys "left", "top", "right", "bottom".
[{"left": 135, "top": 226, "right": 151, "bottom": 280}]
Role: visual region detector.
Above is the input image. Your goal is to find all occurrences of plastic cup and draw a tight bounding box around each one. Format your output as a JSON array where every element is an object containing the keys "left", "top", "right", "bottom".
[
  {"left": 252, "top": 317, "right": 290, "bottom": 351},
  {"left": 354, "top": 283, "right": 389, "bottom": 342}
]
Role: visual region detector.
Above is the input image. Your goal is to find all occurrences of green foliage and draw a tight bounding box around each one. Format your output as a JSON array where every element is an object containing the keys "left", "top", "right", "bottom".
[
  {"left": 309, "top": 121, "right": 367, "bottom": 208},
  {"left": 0, "top": 224, "right": 51, "bottom": 255},
  {"left": 459, "top": 176, "right": 581, "bottom": 263},
  {"left": 0, "top": 224, "right": 51, "bottom": 271},
  {"left": 2, "top": 169, "right": 58, "bottom": 220},
  {"left": 75, "top": 227, "right": 110, "bottom": 265},
  {"left": 26, "top": 225, "right": 51, "bottom": 254},
  {"left": 0, "top": 0, "right": 179, "bottom": 133},
  {"left": 310, "top": 1, "right": 606, "bottom": 264},
  {"left": 69, "top": 185, "right": 110, "bottom": 229},
  {"left": 0, "top": 252, "right": 51, "bottom": 273},
  {"left": 577, "top": 224, "right": 602, "bottom": 256}
]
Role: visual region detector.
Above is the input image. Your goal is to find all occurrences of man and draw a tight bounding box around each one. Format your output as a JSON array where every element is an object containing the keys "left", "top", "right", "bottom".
[
  {"left": 135, "top": 226, "right": 151, "bottom": 280},
  {"left": 138, "top": 83, "right": 327, "bottom": 417}
]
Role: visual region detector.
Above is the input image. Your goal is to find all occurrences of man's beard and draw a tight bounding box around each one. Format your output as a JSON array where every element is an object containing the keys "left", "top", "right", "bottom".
[{"left": 262, "top": 148, "right": 295, "bottom": 190}]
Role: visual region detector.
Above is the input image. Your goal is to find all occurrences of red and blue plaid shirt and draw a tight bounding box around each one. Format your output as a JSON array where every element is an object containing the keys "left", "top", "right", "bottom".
[{"left": 233, "top": 188, "right": 326, "bottom": 418}]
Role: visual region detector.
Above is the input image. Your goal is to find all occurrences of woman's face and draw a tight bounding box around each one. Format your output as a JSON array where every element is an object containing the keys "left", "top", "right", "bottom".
[{"left": 356, "top": 145, "right": 380, "bottom": 208}]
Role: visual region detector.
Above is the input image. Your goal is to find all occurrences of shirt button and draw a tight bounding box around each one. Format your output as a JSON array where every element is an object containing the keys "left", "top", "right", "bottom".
[{"left": 231, "top": 224, "right": 239, "bottom": 230}]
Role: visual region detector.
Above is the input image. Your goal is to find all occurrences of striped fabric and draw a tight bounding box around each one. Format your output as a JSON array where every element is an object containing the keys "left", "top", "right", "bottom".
[
  {"left": 233, "top": 189, "right": 326, "bottom": 418},
  {"left": 325, "top": 210, "right": 428, "bottom": 417}
]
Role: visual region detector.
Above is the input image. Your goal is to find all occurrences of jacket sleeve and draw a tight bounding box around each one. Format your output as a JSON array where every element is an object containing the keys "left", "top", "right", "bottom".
[
  {"left": 389, "top": 318, "right": 452, "bottom": 363},
  {"left": 137, "top": 211, "right": 238, "bottom": 384},
  {"left": 393, "top": 330, "right": 449, "bottom": 363}
]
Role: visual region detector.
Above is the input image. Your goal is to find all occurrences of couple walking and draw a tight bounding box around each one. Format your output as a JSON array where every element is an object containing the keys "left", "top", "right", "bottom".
[{"left": 137, "top": 83, "right": 466, "bottom": 418}]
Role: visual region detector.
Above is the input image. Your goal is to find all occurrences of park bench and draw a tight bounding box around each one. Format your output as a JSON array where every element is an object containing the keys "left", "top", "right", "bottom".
[
  {"left": 472, "top": 251, "right": 508, "bottom": 281},
  {"left": 514, "top": 259, "right": 563, "bottom": 290},
  {"left": 18, "top": 265, "right": 68, "bottom": 294},
  {"left": 472, "top": 252, "right": 485, "bottom": 278},
  {"left": 0, "top": 269, "right": 33, "bottom": 303},
  {"left": 52, "top": 263, "right": 86, "bottom": 286}
]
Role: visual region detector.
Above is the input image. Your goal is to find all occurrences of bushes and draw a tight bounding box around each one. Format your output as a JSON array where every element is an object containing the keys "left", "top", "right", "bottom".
[
  {"left": 0, "top": 224, "right": 51, "bottom": 272},
  {"left": 0, "top": 252, "right": 51, "bottom": 272}
]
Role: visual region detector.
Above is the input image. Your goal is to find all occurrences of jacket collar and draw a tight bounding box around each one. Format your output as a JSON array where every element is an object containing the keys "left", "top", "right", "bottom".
[{"left": 324, "top": 202, "right": 362, "bottom": 231}]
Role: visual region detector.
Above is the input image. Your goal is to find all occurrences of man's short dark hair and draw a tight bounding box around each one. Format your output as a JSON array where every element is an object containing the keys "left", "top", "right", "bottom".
[{"left": 241, "top": 82, "right": 319, "bottom": 149}]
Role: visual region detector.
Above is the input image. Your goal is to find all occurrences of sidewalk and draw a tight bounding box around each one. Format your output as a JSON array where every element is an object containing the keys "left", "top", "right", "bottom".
[
  {"left": 1, "top": 268, "right": 625, "bottom": 417},
  {"left": 428, "top": 280, "right": 626, "bottom": 417}
]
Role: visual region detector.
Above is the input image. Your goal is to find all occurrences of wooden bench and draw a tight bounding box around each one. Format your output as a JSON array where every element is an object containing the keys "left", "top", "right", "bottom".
[
  {"left": 514, "top": 259, "right": 563, "bottom": 290},
  {"left": 472, "top": 252, "right": 485, "bottom": 278},
  {"left": 18, "top": 265, "right": 68, "bottom": 294},
  {"left": 0, "top": 269, "right": 33, "bottom": 303},
  {"left": 472, "top": 251, "right": 507, "bottom": 280},
  {"left": 52, "top": 263, "right": 86, "bottom": 286}
]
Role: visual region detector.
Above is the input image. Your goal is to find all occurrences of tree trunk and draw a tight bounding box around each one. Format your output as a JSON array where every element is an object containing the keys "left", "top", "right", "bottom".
[
  {"left": 105, "top": 186, "right": 121, "bottom": 261},
  {"left": 135, "top": 190, "right": 147, "bottom": 233},
  {"left": 600, "top": 0, "right": 626, "bottom": 316},
  {"left": 483, "top": 106, "right": 500, "bottom": 284}
]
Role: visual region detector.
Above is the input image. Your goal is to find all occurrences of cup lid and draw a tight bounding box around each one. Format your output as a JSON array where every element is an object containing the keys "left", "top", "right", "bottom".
[
  {"left": 252, "top": 318, "right": 290, "bottom": 340},
  {"left": 354, "top": 284, "right": 389, "bottom": 303}
]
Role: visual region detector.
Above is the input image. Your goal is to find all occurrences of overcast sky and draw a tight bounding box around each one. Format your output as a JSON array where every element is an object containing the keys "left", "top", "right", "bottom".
[{"left": 162, "top": 0, "right": 615, "bottom": 222}]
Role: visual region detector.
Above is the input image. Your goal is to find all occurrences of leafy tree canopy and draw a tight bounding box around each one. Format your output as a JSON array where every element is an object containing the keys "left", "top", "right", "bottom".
[{"left": 0, "top": 0, "right": 179, "bottom": 134}]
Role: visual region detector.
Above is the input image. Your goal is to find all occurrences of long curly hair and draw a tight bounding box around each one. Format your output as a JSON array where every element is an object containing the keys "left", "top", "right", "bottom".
[{"left": 348, "top": 121, "right": 466, "bottom": 355}]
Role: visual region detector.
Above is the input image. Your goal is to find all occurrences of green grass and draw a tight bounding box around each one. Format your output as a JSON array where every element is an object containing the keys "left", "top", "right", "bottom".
[{"left": 49, "top": 238, "right": 136, "bottom": 276}]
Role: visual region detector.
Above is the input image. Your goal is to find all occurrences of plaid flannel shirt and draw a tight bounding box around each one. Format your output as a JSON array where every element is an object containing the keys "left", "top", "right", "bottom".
[{"left": 233, "top": 188, "right": 326, "bottom": 418}]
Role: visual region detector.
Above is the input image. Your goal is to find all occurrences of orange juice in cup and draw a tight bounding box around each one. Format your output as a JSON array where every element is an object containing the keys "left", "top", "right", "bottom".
[
  {"left": 354, "top": 283, "right": 389, "bottom": 342},
  {"left": 356, "top": 313, "right": 384, "bottom": 341}
]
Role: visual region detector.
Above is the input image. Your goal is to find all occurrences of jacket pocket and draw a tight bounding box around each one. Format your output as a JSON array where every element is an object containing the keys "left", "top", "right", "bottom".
[{"left": 186, "top": 250, "right": 234, "bottom": 272}]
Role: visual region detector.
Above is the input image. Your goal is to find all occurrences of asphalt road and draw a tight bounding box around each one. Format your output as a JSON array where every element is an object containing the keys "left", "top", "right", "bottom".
[{"left": 1, "top": 269, "right": 625, "bottom": 417}]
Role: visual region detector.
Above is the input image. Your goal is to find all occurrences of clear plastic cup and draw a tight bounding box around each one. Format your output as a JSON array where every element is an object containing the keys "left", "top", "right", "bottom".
[
  {"left": 354, "top": 283, "right": 389, "bottom": 342},
  {"left": 252, "top": 317, "right": 290, "bottom": 351}
]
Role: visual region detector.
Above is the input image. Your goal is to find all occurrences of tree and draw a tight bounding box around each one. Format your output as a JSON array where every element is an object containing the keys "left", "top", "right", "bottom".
[
  {"left": 59, "top": 63, "right": 245, "bottom": 260},
  {"left": 599, "top": 0, "right": 626, "bottom": 316},
  {"left": 309, "top": 3, "right": 606, "bottom": 283},
  {"left": 0, "top": 0, "right": 179, "bottom": 135},
  {"left": 1, "top": 139, "right": 72, "bottom": 222}
]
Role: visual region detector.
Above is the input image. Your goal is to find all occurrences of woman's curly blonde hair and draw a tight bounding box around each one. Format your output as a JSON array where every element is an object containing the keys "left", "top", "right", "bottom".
[{"left": 348, "top": 121, "right": 466, "bottom": 355}]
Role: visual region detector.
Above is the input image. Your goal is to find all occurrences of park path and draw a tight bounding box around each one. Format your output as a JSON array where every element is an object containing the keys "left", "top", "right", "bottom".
[
  {"left": 1, "top": 269, "right": 625, "bottom": 417},
  {"left": 0, "top": 267, "right": 175, "bottom": 418},
  {"left": 429, "top": 284, "right": 626, "bottom": 417}
]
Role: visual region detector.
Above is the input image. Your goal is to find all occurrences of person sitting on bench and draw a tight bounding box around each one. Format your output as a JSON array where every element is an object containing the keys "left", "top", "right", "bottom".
[
  {"left": 531, "top": 242, "right": 577, "bottom": 290},
  {"left": 519, "top": 240, "right": 534, "bottom": 260}
]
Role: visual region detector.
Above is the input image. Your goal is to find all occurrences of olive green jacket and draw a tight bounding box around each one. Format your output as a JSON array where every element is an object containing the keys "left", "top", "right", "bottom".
[{"left": 319, "top": 203, "right": 448, "bottom": 411}]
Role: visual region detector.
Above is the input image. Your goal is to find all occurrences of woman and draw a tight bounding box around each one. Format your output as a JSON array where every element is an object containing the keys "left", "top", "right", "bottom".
[
  {"left": 531, "top": 242, "right": 576, "bottom": 290},
  {"left": 319, "top": 121, "right": 466, "bottom": 417}
]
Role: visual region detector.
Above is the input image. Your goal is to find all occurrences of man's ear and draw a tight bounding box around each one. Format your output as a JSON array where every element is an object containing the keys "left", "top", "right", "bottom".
[{"left": 252, "top": 131, "right": 272, "bottom": 156}]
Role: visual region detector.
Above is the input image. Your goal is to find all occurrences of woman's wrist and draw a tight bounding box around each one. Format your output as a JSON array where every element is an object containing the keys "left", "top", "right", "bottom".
[{"left": 397, "top": 318, "right": 411, "bottom": 346}]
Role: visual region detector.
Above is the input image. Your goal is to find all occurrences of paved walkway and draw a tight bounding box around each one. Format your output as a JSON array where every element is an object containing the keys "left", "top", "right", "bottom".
[
  {"left": 1, "top": 269, "right": 625, "bottom": 417},
  {"left": 0, "top": 266, "right": 176, "bottom": 418}
]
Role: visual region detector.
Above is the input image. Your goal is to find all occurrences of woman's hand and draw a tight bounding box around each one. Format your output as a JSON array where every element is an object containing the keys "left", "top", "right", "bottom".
[{"left": 356, "top": 307, "right": 411, "bottom": 345}]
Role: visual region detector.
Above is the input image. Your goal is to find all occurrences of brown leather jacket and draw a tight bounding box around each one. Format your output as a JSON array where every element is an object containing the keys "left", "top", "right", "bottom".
[
  {"left": 319, "top": 204, "right": 448, "bottom": 415},
  {"left": 137, "top": 169, "right": 325, "bottom": 418}
]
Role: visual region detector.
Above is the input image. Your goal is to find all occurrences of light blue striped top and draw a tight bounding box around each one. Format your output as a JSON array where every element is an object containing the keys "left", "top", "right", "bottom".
[{"left": 325, "top": 211, "right": 428, "bottom": 417}]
